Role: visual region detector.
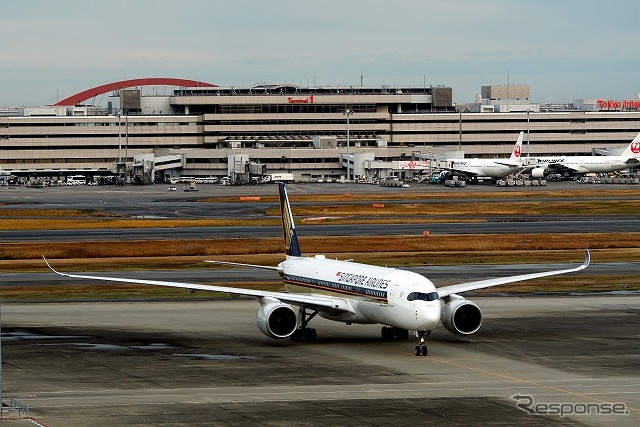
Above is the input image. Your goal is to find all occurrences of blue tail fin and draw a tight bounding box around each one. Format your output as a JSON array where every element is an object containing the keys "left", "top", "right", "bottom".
[{"left": 278, "top": 182, "right": 302, "bottom": 257}]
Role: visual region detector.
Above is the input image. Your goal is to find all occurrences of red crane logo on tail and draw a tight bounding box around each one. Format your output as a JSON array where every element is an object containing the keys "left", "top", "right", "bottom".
[
  {"left": 514, "top": 145, "right": 521, "bottom": 157},
  {"left": 631, "top": 141, "right": 640, "bottom": 154}
]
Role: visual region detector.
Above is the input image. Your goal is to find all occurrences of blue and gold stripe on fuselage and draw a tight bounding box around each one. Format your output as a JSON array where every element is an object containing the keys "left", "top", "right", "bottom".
[{"left": 283, "top": 273, "right": 389, "bottom": 303}]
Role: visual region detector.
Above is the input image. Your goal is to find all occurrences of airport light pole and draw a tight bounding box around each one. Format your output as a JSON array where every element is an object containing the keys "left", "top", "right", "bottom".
[
  {"left": 343, "top": 109, "right": 353, "bottom": 181},
  {"left": 527, "top": 109, "right": 530, "bottom": 160},
  {"left": 117, "top": 112, "right": 122, "bottom": 164}
]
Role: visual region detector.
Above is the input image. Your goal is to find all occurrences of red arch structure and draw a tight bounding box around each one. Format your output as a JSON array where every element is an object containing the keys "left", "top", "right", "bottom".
[{"left": 54, "top": 78, "right": 218, "bottom": 106}]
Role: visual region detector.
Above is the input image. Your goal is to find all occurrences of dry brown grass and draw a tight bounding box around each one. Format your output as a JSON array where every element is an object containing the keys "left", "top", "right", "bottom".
[
  {"left": 2, "top": 187, "right": 639, "bottom": 299},
  {"left": 2, "top": 232, "right": 637, "bottom": 262},
  {"left": 4, "top": 233, "right": 639, "bottom": 274},
  {"left": 1, "top": 187, "right": 639, "bottom": 230}
]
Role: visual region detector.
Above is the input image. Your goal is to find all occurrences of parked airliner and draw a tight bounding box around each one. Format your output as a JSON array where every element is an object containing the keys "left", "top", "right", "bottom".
[
  {"left": 442, "top": 131, "right": 524, "bottom": 181},
  {"left": 525, "top": 131, "right": 640, "bottom": 179},
  {"left": 44, "top": 182, "right": 590, "bottom": 355}
]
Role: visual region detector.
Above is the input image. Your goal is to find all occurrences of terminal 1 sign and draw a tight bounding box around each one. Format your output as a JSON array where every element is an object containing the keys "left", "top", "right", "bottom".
[
  {"left": 597, "top": 99, "right": 640, "bottom": 111},
  {"left": 288, "top": 95, "right": 315, "bottom": 104}
]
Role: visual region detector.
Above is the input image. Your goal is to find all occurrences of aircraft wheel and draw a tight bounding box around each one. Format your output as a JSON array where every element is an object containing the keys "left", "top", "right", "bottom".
[
  {"left": 381, "top": 326, "right": 393, "bottom": 340},
  {"left": 415, "top": 346, "right": 421, "bottom": 356},
  {"left": 304, "top": 328, "right": 317, "bottom": 341},
  {"left": 290, "top": 329, "right": 304, "bottom": 341},
  {"left": 420, "top": 345, "right": 428, "bottom": 356}
]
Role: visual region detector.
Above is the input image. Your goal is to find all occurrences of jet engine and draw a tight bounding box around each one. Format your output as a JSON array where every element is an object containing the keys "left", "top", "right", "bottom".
[
  {"left": 531, "top": 167, "right": 547, "bottom": 178},
  {"left": 441, "top": 297, "right": 482, "bottom": 335},
  {"left": 256, "top": 301, "right": 298, "bottom": 339}
]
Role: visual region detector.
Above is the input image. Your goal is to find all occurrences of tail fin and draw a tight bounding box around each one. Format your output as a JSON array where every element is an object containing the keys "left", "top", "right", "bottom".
[
  {"left": 620, "top": 132, "right": 640, "bottom": 158},
  {"left": 510, "top": 131, "right": 524, "bottom": 161},
  {"left": 278, "top": 182, "right": 302, "bottom": 257}
]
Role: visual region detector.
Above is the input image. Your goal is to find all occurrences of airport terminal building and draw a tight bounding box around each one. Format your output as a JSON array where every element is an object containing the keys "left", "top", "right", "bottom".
[{"left": 1, "top": 79, "right": 640, "bottom": 183}]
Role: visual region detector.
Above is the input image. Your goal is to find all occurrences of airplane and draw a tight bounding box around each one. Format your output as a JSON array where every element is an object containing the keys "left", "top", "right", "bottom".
[
  {"left": 44, "top": 182, "right": 590, "bottom": 356},
  {"left": 441, "top": 131, "right": 524, "bottom": 182},
  {"left": 524, "top": 131, "right": 640, "bottom": 179}
]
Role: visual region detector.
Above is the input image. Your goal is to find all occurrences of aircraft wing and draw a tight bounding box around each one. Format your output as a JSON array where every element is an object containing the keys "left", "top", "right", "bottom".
[
  {"left": 443, "top": 166, "right": 479, "bottom": 177},
  {"left": 624, "top": 157, "right": 640, "bottom": 165},
  {"left": 43, "top": 257, "right": 354, "bottom": 314},
  {"left": 437, "top": 250, "right": 590, "bottom": 298},
  {"left": 493, "top": 160, "right": 522, "bottom": 167}
]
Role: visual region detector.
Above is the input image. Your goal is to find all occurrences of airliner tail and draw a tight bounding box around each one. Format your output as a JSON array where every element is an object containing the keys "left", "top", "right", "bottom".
[
  {"left": 278, "top": 182, "right": 302, "bottom": 257},
  {"left": 621, "top": 132, "right": 640, "bottom": 158},
  {"left": 510, "top": 131, "right": 524, "bottom": 161}
]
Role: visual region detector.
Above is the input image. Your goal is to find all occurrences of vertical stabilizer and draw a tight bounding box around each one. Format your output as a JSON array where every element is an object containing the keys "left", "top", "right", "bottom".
[
  {"left": 621, "top": 132, "right": 640, "bottom": 158},
  {"left": 278, "top": 182, "right": 302, "bottom": 257},
  {"left": 510, "top": 131, "right": 524, "bottom": 161}
]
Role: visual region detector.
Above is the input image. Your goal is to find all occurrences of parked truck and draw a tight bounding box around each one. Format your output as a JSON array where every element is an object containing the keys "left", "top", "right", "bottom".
[{"left": 262, "top": 173, "right": 294, "bottom": 183}]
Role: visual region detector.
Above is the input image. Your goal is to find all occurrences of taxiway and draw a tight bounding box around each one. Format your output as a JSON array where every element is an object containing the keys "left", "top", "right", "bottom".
[{"left": 1, "top": 295, "right": 638, "bottom": 426}]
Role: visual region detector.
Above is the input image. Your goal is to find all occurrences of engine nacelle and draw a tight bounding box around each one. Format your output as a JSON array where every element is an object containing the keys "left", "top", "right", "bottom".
[
  {"left": 531, "top": 167, "right": 547, "bottom": 178},
  {"left": 256, "top": 301, "right": 298, "bottom": 339},
  {"left": 441, "top": 297, "right": 482, "bottom": 335}
]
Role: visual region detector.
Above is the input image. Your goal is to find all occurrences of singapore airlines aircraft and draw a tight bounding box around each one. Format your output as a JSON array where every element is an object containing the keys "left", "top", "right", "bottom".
[
  {"left": 442, "top": 131, "right": 524, "bottom": 181},
  {"left": 44, "top": 182, "right": 590, "bottom": 356},
  {"left": 526, "top": 131, "right": 640, "bottom": 179}
]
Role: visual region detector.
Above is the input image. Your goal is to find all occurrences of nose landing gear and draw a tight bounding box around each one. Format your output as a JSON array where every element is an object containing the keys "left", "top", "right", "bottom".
[{"left": 414, "top": 330, "right": 430, "bottom": 356}]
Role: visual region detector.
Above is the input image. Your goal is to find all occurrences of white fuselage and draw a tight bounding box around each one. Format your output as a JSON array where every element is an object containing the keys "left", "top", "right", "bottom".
[
  {"left": 447, "top": 159, "right": 522, "bottom": 178},
  {"left": 529, "top": 156, "right": 628, "bottom": 174},
  {"left": 279, "top": 255, "right": 442, "bottom": 331}
]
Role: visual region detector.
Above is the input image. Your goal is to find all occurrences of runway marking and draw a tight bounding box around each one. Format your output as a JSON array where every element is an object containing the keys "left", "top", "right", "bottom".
[{"left": 287, "top": 184, "right": 308, "bottom": 193}]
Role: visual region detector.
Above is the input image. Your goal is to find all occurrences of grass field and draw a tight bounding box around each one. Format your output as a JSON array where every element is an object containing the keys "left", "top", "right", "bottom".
[{"left": 1, "top": 188, "right": 639, "bottom": 300}]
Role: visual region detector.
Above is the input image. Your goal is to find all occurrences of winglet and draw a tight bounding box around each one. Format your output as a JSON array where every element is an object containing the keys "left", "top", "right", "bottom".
[
  {"left": 43, "top": 255, "right": 66, "bottom": 276},
  {"left": 582, "top": 249, "right": 591, "bottom": 269},
  {"left": 278, "top": 182, "right": 302, "bottom": 257}
]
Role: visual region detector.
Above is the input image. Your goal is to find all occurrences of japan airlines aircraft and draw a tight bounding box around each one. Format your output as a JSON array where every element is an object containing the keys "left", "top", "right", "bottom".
[
  {"left": 44, "top": 182, "right": 590, "bottom": 356},
  {"left": 442, "top": 131, "right": 524, "bottom": 181},
  {"left": 526, "top": 131, "right": 640, "bottom": 179}
]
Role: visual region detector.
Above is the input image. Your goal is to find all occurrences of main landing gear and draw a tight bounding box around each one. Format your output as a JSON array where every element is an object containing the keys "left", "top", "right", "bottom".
[
  {"left": 381, "top": 326, "right": 409, "bottom": 340},
  {"left": 415, "top": 331, "right": 430, "bottom": 356},
  {"left": 290, "top": 306, "right": 318, "bottom": 341}
]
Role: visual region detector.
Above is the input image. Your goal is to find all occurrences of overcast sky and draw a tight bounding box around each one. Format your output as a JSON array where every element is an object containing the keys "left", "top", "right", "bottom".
[{"left": 2, "top": 1, "right": 639, "bottom": 106}]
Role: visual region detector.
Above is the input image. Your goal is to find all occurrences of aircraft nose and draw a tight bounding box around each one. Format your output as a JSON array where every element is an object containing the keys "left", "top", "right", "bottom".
[{"left": 419, "top": 303, "right": 441, "bottom": 330}]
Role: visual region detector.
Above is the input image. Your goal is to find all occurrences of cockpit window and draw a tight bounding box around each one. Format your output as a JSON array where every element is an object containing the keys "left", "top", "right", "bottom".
[{"left": 407, "top": 291, "right": 439, "bottom": 302}]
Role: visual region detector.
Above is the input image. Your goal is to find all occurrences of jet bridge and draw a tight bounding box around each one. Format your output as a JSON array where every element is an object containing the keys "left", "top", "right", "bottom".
[{"left": 115, "top": 154, "right": 186, "bottom": 184}]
